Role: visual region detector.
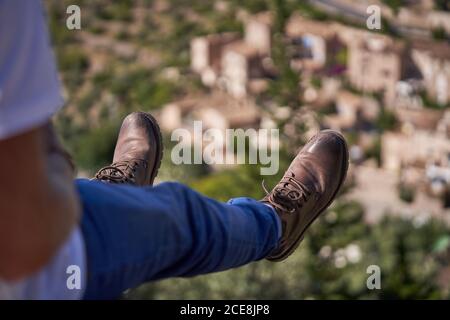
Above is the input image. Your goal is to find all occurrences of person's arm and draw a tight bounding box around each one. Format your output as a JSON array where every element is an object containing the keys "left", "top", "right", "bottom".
[
  {"left": 0, "top": 125, "right": 80, "bottom": 280},
  {"left": 0, "top": 1, "right": 81, "bottom": 280}
]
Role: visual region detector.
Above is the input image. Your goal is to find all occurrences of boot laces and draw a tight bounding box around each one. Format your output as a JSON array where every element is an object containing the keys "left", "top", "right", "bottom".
[
  {"left": 263, "top": 173, "right": 311, "bottom": 214},
  {"left": 95, "top": 159, "right": 147, "bottom": 184}
]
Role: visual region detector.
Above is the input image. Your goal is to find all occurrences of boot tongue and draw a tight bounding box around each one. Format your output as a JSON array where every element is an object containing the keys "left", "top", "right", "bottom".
[{"left": 291, "top": 154, "right": 323, "bottom": 194}]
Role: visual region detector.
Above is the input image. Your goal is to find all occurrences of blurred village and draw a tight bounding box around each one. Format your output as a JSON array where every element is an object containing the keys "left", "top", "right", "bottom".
[{"left": 157, "top": 0, "right": 450, "bottom": 225}]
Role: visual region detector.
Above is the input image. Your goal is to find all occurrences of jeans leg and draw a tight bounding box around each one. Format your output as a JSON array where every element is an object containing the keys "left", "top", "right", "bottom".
[{"left": 76, "top": 179, "right": 281, "bottom": 299}]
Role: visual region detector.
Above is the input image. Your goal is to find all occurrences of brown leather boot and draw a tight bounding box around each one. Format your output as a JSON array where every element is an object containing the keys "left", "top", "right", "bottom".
[
  {"left": 262, "top": 130, "right": 349, "bottom": 261},
  {"left": 94, "top": 112, "right": 163, "bottom": 186}
]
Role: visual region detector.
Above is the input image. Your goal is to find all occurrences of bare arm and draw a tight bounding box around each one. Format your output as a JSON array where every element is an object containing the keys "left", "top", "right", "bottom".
[{"left": 0, "top": 125, "right": 80, "bottom": 280}]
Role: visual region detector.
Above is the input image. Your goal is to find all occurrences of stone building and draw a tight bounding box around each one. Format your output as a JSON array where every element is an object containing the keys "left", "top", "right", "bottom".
[
  {"left": 347, "top": 35, "right": 415, "bottom": 105},
  {"left": 244, "top": 11, "right": 272, "bottom": 56},
  {"left": 190, "top": 33, "right": 239, "bottom": 86},
  {"left": 221, "top": 42, "right": 266, "bottom": 99},
  {"left": 411, "top": 40, "right": 450, "bottom": 106},
  {"left": 382, "top": 131, "right": 450, "bottom": 172},
  {"left": 285, "top": 15, "right": 344, "bottom": 73}
]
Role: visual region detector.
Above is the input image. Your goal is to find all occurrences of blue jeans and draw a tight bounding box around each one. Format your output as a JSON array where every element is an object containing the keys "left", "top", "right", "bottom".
[{"left": 76, "top": 179, "right": 281, "bottom": 300}]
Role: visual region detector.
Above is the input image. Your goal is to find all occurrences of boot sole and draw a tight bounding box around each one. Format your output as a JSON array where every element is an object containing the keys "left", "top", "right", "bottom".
[
  {"left": 267, "top": 130, "right": 349, "bottom": 262},
  {"left": 137, "top": 111, "right": 164, "bottom": 185}
]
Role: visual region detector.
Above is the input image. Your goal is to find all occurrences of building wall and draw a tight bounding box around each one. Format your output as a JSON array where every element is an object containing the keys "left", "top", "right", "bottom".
[
  {"left": 191, "top": 34, "right": 239, "bottom": 75},
  {"left": 191, "top": 37, "right": 209, "bottom": 73},
  {"left": 348, "top": 39, "right": 401, "bottom": 104},
  {"left": 382, "top": 131, "right": 450, "bottom": 171},
  {"left": 412, "top": 49, "right": 450, "bottom": 106},
  {"left": 222, "top": 50, "right": 248, "bottom": 99},
  {"left": 428, "top": 11, "right": 450, "bottom": 34},
  {"left": 244, "top": 19, "right": 271, "bottom": 55}
]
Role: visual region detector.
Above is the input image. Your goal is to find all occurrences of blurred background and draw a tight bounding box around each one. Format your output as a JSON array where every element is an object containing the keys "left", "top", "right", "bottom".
[{"left": 45, "top": 0, "right": 450, "bottom": 299}]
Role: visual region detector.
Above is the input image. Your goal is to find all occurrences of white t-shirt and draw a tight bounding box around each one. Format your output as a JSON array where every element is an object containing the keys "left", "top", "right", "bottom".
[
  {"left": 0, "top": 0, "right": 63, "bottom": 139},
  {"left": 0, "top": 229, "right": 86, "bottom": 300},
  {"left": 0, "top": 0, "right": 86, "bottom": 299}
]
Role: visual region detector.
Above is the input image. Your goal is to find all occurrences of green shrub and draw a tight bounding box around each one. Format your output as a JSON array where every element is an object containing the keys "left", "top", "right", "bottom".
[
  {"left": 398, "top": 184, "right": 415, "bottom": 203},
  {"left": 73, "top": 120, "right": 121, "bottom": 172}
]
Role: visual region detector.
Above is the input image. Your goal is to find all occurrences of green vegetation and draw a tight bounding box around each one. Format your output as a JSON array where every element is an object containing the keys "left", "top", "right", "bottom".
[
  {"left": 292, "top": 2, "right": 329, "bottom": 21},
  {"left": 72, "top": 120, "right": 121, "bottom": 172},
  {"left": 366, "top": 136, "right": 382, "bottom": 166},
  {"left": 376, "top": 107, "right": 398, "bottom": 132},
  {"left": 435, "top": 0, "right": 450, "bottom": 11},
  {"left": 96, "top": 0, "right": 133, "bottom": 21},
  {"left": 230, "top": 0, "right": 269, "bottom": 14},
  {"left": 421, "top": 91, "right": 448, "bottom": 110},
  {"left": 381, "top": 0, "right": 404, "bottom": 13},
  {"left": 336, "top": 47, "right": 348, "bottom": 66},
  {"left": 432, "top": 27, "right": 448, "bottom": 41},
  {"left": 398, "top": 184, "right": 416, "bottom": 203},
  {"left": 267, "top": 0, "right": 301, "bottom": 109},
  {"left": 310, "top": 76, "right": 322, "bottom": 89}
]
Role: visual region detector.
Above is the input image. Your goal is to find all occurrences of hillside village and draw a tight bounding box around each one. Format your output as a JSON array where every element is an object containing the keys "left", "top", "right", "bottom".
[{"left": 157, "top": 2, "right": 450, "bottom": 223}]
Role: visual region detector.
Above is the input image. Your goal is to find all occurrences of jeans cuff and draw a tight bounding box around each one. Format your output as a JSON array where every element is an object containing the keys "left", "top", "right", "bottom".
[{"left": 228, "top": 197, "right": 282, "bottom": 241}]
